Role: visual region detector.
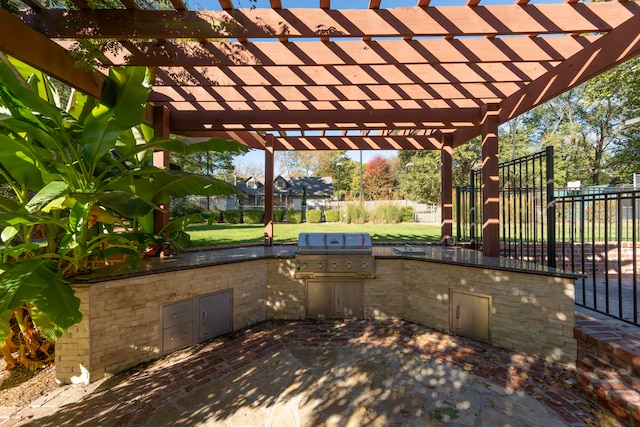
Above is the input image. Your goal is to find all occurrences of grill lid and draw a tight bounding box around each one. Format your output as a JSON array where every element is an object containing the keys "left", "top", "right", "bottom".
[{"left": 296, "top": 232, "right": 372, "bottom": 254}]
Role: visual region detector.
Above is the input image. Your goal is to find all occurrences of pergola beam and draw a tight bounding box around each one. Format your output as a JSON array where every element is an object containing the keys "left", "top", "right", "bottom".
[
  {"left": 151, "top": 63, "right": 550, "bottom": 87},
  {"left": 172, "top": 132, "right": 442, "bottom": 151},
  {"left": 499, "top": 9, "right": 640, "bottom": 125},
  {"left": 0, "top": 8, "right": 104, "bottom": 99},
  {"left": 148, "top": 83, "right": 515, "bottom": 103},
  {"left": 21, "top": 3, "right": 638, "bottom": 39},
  {"left": 167, "top": 107, "right": 480, "bottom": 133},
  {"left": 451, "top": 10, "right": 640, "bottom": 147},
  {"left": 68, "top": 36, "right": 596, "bottom": 67},
  {"left": 273, "top": 135, "right": 443, "bottom": 151}
]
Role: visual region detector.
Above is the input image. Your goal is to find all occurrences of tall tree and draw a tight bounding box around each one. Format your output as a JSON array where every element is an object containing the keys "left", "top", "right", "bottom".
[
  {"left": 276, "top": 151, "right": 342, "bottom": 177},
  {"left": 452, "top": 137, "right": 482, "bottom": 188},
  {"left": 363, "top": 156, "right": 394, "bottom": 200},
  {"left": 331, "top": 153, "right": 353, "bottom": 200},
  {"left": 277, "top": 151, "right": 299, "bottom": 176},
  {"left": 171, "top": 151, "right": 235, "bottom": 177}
]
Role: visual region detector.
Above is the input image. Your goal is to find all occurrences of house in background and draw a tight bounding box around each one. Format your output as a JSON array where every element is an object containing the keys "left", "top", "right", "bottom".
[{"left": 236, "top": 175, "right": 334, "bottom": 210}]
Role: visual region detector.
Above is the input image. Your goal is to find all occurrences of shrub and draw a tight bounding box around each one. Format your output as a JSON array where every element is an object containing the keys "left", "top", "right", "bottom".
[
  {"left": 223, "top": 209, "right": 242, "bottom": 224},
  {"left": 401, "top": 206, "right": 415, "bottom": 222},
  {"left": 324, "top": 209, "right": 340, "bottom": 222},
  {"left": 345, "top": 203, "right": 368, "bottom": 224},
  {"left": 170, "top": 198, "right": 205, "bottom": 218},
  {"left": 370, "top": 203, "right": 402, "bottom": 224},
  {"left": 286, "top": 209, "right": 303, "bottom": 224},
  {"left": 306, "top": 209, "right": 323, "bottom": 223},
  {"left": 242, "top": 209, "right": 264, "bottom": 224},
  {"left": 274, "top": 209, "right": 285, "bottom": 222},
  {"left": 207, "top": 209, "right": 223, "bottom": 223}
]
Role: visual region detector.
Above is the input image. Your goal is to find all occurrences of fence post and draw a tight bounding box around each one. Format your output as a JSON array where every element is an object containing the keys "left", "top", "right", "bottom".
[
  {"left": 456, "top": 187, "right": 462, "bottom": 241},
  {"left": 469, "top": 169, "right": 476, "bottom": 248},
  {"left": 546, "top": 145, "right": 556, "bottom": 268}
]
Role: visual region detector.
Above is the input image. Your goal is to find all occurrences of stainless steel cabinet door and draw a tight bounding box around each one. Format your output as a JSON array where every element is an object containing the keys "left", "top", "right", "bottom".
[
  {"left": 199, "top": 290, "right": 233, "bottom": 341},
  {"left": 307, "top": 280, "right": 363, "bottom": 318},
  {"left": 335, "top": 281, "right": 363, "bottom": 318},
  {"left": 450, "top": 290, "right": 491, "bottom": 343},
  {"left": 307, "top": 281, "right": 334, "bottom": 318}
]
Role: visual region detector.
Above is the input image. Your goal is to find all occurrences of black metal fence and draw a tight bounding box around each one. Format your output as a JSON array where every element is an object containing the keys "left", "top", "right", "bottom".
[
  {"left": 456, "top": 146, "right": 640, "bottom": 325},
  {"left": 556, "top": 189, "right": 640, "bottom": 324},
  {"left": 456, "top": 146, "right": 555, "bottom": 267}
]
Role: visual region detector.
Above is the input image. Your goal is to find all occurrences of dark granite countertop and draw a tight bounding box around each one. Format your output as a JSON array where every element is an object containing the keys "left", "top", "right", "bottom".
[
  {"left": 74, "top": 243, "right": 582, "bottom": 284},
  {"left": 373, "top": 244, "right": 582, "bottom": 279}
]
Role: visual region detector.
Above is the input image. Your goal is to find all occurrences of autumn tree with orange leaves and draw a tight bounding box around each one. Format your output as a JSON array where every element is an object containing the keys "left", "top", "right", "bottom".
[{"left": 363, "top": 156, "right": 394, "bottom": 200}]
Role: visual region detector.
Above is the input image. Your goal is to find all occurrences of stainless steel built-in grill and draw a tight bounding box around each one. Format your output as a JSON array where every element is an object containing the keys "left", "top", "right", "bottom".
[
  {"left": 296, "top": 232, "right": 374, "bottom": 318},
  {"left": 295, "top": 232, "right": 375, "bottom": 279}
]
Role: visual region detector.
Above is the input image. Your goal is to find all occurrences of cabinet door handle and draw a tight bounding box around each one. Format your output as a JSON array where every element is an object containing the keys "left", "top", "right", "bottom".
[
  {"left": 171, "top": 311, "right": 187, "bottom": 319},
  {"left": 202, "top": 311, "right": 208, "bottom": 325},
  {"left": 171, "top": 333, "right": 187, "bottom": 341},
  {"left": 456, "top": 305, "right": 460, "bottom": 319}
]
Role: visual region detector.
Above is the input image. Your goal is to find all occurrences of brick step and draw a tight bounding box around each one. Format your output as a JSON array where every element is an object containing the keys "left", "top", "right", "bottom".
[
  {"left": 575, "top": 314, "right": 640, "bottom": 426},
  {"left": 576, "top": 370, "right": 640, "bottom": 426},
  {"left": 575, "top": 320, "right": 640, "bottom": 374}
]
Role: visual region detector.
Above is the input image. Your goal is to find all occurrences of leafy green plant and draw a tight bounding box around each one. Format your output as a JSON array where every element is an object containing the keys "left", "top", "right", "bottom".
[
  {"left": 324, "top": 209, "right": 340, "bottom": 222},
  {"left": 208, "top": 209, "right": 223, "bottom": 223},
  {"left": 401, "top": 206, "right": 415, "bottom": 222},
  {"left": 0, "top": 58, "right": 247, "bottom": 369},
  {"left": 170, "top": 199, "right": 206, "bottom": 218},
  {"left": 429, "top": 406, "right": 460, "bottom": 421},
  {"left": 286, "top": 210, "right": 303, "bottom": 224},
  {"left": 305, "top": 210, "right": 322, "bottom": 223},
  {"left": 345, "top": 203, "right": 368, "bottom": 224},
  {"left": 223, "top": 210, "right": 242, "bottom": 224},
  {"left": 273, "top": 209, "right": 285, "bottom": 222},
  {"left": 370, "top": 202, "right": 402, "bottom": 224},
  {"left": 242, "top": 209, "right": 264, "bottom": 224}
]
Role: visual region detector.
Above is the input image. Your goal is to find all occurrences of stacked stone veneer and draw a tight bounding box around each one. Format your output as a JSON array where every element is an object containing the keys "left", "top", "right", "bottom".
[
  {"left": 56, "top": 256, "right": 576, "bottom": 384},
  {"left": 266, "top": 259, "right": 306, "bottom": 320},
  {"left": 57, "top": 260, "right": 268, "bottom": 384},
  {"left": 403, "top": 260, "right": 576, "bottom": 366}
]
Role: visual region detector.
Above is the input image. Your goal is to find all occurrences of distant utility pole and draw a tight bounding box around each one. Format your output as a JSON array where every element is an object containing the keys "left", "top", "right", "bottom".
[{"left": 359, "top": 150, "right": 363, "bottom": 204}]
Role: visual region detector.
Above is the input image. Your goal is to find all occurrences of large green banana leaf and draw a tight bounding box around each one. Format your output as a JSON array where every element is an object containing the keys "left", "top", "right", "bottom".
[
  {"left": 0, "top": 59, "right": 65, "bottom": 130},
  {"left": 0, "top": 260, "right": 81, "bottom": 343},
  {"left": 0, "top": 197, "right": 21, "bottom": 212},
  {"left": 82, "top": 67, "right": 150, "bottom": 174},
  {"left": 25, "top": 181, "right": 69, "bottom": 213},
  {"left": 71, "top": 191, "right": 156, "bottom": 218},
  {"left": 0, "top": 211, "right": 64, "bottom": 228},
  {"left": 9, "top": 57, "right": 61, "bottom": 108},
  {"left": 103, "top": 167, "right": 242, "bottom": 200},
  {"left": 145, "top": 136, "right": 249, "bottom": 155}
]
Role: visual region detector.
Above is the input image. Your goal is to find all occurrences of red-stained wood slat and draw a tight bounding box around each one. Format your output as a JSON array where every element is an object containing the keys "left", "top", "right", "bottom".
[
  {"left": 0, "top": 8, "right": 103, "bottom": 99},
  {"left": 23, "top": 3, "right": 637, "bottom": 40},
  {"left": 81, "top": 36, "right": 596, "bottom": 67}
]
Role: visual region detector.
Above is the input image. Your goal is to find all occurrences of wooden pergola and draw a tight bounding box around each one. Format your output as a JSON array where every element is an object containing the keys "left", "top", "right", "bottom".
[{"left": 2, "top": 0, "right": 640, "bottom": 256}]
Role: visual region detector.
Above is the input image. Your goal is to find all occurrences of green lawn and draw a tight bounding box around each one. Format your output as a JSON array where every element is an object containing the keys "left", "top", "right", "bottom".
[{"left": 186, "top": 222, "right": 442, "bottom": 247}]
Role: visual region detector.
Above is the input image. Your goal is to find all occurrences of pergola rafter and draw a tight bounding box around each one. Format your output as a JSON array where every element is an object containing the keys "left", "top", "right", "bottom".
[
  {"left": 20, "top": 4, "right": 638, "bottom": 39},
  {"left": 2, "top": 0, "right": 640, "bottom": 254}
]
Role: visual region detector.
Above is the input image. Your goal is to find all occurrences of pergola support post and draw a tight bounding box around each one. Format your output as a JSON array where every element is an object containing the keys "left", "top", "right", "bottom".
[
  {"left": 441, "top": 134, "right": 453, "bottom": 243},
  {"left": 153, "top": 105, "right": 171, "bottom": 234},
  {"left": 481, "top": 104, "right": 500, "bottom": 257},
  {"left": 264, "top": 135, "right": 274, "bottom": 246}
]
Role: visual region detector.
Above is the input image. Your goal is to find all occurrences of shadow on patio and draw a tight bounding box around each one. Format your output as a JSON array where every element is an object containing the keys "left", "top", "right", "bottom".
[{"left": 25, "top": 320, "right": 613, "bottom": 427}]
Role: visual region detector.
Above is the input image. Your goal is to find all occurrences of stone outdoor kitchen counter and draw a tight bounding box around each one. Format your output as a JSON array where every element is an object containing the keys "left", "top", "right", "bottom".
[
  {"left": 74, "top": 243, "right": 582, "bottom": 284},
  {"left": 57, "top": 242, "right": 581, "bottom": 384}
]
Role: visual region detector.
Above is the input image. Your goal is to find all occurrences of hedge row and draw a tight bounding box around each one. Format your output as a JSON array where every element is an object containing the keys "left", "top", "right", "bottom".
[{"left": 202, "top": 206, "right": 413, "bottom": 224}]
